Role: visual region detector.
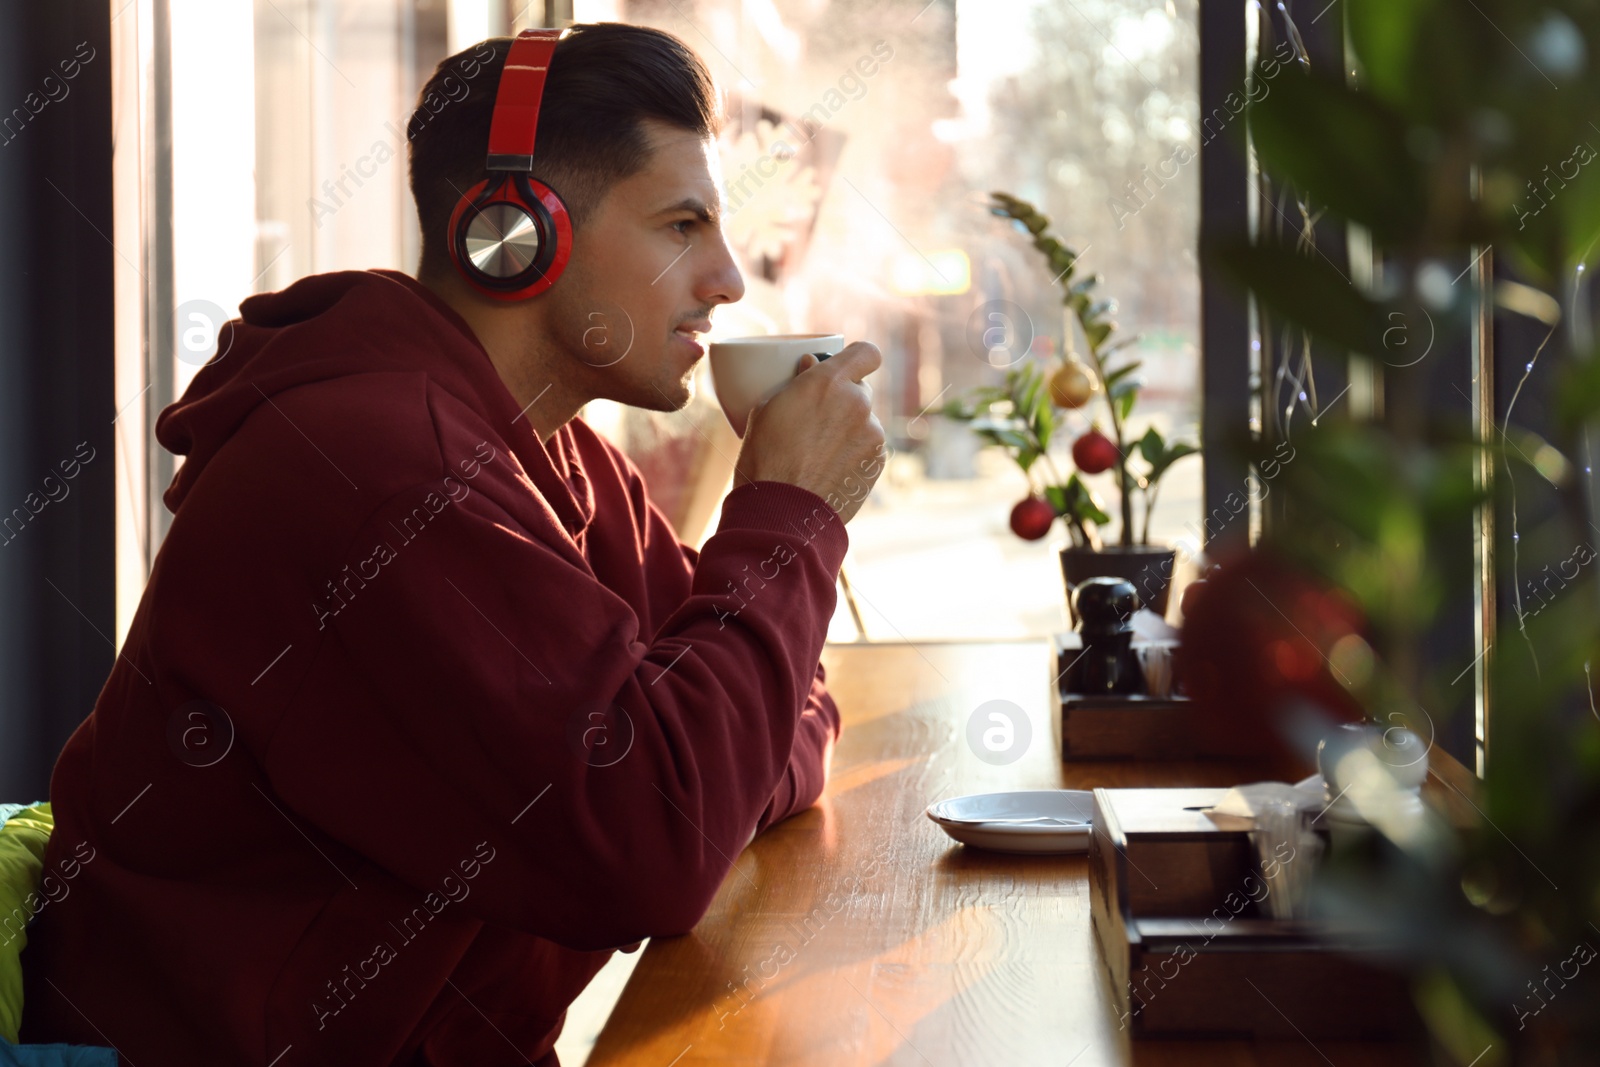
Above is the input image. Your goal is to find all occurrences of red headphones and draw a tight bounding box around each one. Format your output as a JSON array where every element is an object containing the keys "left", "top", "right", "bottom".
[{"left": 447, "top": 29, "right": 573, "bottom": 301}]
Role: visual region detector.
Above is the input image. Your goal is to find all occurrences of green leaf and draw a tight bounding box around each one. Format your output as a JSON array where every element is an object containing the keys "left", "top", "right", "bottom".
[
  {"left": 1016, "top": 445, "right": 1040, "bottom": 472},
  {"left": 1344, "top": 0, "right": 1435, "bottom": 112},
  {"left": 1138, "top": 426, "right": 1165, "bottom": 466},
  {"left": 1216, "top": 240, "right": 1390, "bottom": 355},
  {"left": 1035, "top": 395, "right": 1056, "bottom": 452},
  {"left": 1042, "top": 484, "right": 1067, "bottom": 516},
  {"left": 993, "top": 428, "right": 1032, "bottom": 451},
  {"left": 1064, "top": 474, "right": 1113, "bottom": 526},
  {"left": 944, "top": 383, "right": 1013, "bottom": 423},
  {"left": 1506, "top": 150, "right": 1600, "bottom": 285},
  {"left": 1020, "top": 367, "right": 1044, "bottom": 423},
  {"left": 1084, "top": 320, "right": 1113, "bottom": 350},
  {"left": 1118, "top": 388, "right": 1137, "bottom": 422},
  {"left": 1109, "top": 377, "right": 1141, "bottom": 401},
  {"left": 1249, "top": 67, "right": 1426, "bottom": 244},
  {"left": 1556, "top": 349, "right": 1600, "bottom": 434},
  {"left": 1148, "top": 442, "right": 1199, "bottom": 485},
  {"left": 1105, "top": 361, "right": 1143, "bottom": 389}
]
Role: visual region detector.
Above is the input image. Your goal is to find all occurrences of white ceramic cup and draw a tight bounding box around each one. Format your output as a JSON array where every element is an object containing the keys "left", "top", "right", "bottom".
[
  {"left": 707, "top": 334, "right": 846, "bottom": 438},
  {"left": 1316, "top": 721, "right": 1429, "bottom": 795}
]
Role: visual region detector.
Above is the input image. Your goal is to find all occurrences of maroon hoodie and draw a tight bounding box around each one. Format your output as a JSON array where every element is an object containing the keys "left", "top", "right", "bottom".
[{"left": 21, "top": 269, "right": 845, "bottom": 1066}]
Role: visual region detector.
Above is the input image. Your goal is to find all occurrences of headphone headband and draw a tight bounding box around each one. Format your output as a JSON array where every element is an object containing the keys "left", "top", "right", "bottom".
[
  {"left": 485, "top": 29, "right": 564, "bottom": 172},
  {"left": 448, "top": 27, "right": 572, "bottom": 301}
]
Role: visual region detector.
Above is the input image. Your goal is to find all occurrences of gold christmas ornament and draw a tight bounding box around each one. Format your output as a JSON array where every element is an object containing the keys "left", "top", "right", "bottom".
[{"left": 1048, "top": 360, "right": 1097, "bottom": 409}]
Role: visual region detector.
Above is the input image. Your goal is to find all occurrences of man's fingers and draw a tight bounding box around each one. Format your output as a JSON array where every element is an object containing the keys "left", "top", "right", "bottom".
[{"left": 825, "top": 342, "right": 882, "bottom": 383}]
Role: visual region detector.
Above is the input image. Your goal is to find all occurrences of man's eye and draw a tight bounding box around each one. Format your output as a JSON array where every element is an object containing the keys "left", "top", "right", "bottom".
[{"left": 672, "top": 219, "right": 695, "bottom": 235}]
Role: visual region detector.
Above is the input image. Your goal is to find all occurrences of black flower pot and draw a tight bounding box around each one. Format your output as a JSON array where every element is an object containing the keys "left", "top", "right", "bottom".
[{"left": 1059, "top": 545, "right": 1178, "bottom": 624}]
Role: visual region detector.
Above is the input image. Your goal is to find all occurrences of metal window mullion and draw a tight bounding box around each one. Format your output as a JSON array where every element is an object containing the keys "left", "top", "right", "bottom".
[
  {"left": 144, "top": 0, "right": 176, "bottom": 560},
  {"left": 1472, "top": 240, "right": 1494, "bottom": 775}
]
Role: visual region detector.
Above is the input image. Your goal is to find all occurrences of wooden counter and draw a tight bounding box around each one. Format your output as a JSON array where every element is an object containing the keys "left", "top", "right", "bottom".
[{"left": 583, "top": 641, "right": 1420, "bottom": 1066}]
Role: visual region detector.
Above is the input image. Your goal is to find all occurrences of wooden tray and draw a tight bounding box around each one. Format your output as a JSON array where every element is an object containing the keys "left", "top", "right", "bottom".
[
  {"left": 1088, "top": 788, "right": 1417, "bottom": 1039},
  {"left": 1053, "top": 634, "right": 1232, "bottom": 760}
]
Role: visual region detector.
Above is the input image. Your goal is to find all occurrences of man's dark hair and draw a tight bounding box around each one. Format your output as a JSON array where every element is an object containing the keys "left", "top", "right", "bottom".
[{"left": 407, "top": 23, "right": 723, "bottom": 280}]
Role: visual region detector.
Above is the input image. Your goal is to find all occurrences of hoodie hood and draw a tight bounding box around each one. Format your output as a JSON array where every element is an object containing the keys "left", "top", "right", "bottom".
[{"left": 154, "top": 269, "right": 594, "bottom": 533}]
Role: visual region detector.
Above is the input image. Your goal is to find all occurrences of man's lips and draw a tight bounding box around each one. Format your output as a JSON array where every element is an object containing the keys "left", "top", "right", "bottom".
[
  {"left": 674, "top": 320, "right": 711, "bottom": 354},
  {"left": 673, "top": 326, "right": 705, "bottom": 355}
]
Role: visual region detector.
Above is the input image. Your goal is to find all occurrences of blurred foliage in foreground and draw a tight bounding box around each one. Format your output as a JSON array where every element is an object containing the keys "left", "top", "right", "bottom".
[{"left": 1213, "top": 1, "right": 1600, "bottom": 1062}]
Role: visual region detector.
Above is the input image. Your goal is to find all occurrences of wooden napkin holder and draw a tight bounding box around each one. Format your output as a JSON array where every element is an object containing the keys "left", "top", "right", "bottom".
[
  {"left": 1088, "top": 787, "right": 1415, "bottom": 1039},
  {"left": 1053, "top": 634, "right": 1230, "bottom": 760}
]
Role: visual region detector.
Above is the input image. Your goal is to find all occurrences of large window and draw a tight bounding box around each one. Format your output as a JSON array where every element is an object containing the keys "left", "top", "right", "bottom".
[
  {"left": 619, "top": 0, "right": 1206, "bottom": 641},
  {"left": 112, "top": 0, "right": 1205, "bottom": 648}
]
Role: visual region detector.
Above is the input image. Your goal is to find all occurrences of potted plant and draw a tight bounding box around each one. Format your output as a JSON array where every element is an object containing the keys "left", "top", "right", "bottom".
[{"left": 943, "top": 192, "right": 1199, "bottom": 617}]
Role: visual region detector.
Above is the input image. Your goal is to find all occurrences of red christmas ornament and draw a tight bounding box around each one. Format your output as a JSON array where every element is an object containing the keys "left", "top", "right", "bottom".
[
  {"left": 1009, "top": 496, "right": 1056, "bottom": 540},
  {"left": 1072, "top": 430, "right": 1120, "bottom": 474}
]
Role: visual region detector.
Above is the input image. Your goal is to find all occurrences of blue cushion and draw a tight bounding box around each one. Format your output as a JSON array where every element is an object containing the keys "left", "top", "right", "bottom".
[{"left": 0, "top": 1037, "right": 117, "bottom": 1066}]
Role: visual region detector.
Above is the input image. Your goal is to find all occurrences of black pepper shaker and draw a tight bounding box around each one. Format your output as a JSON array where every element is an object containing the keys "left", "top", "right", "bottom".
[{"left": 1066, "top": 577, "right": 1143, "bottom": 695}]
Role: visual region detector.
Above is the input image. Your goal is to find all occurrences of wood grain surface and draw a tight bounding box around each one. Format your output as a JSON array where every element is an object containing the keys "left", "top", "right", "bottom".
[{"left": 583, "top": 641, "right": 1425, "bottom": 1067}]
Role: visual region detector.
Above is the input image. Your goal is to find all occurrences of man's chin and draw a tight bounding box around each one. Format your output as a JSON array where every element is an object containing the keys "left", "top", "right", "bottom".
[{"left": 635, "top": 375, "right": 694, "bottom": 413}]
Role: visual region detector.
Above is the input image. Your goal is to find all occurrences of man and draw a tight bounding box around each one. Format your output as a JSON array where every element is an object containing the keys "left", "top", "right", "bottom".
[{"left": 22, "top": 22, "right": 884, "bottom": 1066}]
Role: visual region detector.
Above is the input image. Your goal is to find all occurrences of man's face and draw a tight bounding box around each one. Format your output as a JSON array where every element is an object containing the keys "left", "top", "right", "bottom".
[{"left": 538, "top": 119, "right": 745, "bottom": 412}]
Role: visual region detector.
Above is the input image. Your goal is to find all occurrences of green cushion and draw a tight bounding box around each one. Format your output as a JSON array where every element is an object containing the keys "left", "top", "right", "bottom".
[{"left": 0, "top": 804, "right": 52, "bottom": 1044}]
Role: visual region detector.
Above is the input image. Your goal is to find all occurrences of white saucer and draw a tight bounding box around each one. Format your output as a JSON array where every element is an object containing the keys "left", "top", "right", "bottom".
[{"left": 925, "top": 790, "right": 1095, "bottom": 854}]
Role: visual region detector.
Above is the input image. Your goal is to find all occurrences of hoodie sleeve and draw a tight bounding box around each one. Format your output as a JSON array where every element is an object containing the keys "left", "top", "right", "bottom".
[
  {"left": 264, "top": 471, "right": 847, "bottom": 953},
  {"left": 751, "top": 664, "right": 840, "bottom": 841},
  {"left": 625, "top": 475, "right": 843, "bottom": 846}
]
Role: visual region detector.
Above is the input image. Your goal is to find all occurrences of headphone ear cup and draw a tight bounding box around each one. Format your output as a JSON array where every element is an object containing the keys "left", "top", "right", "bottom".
[
  {"left": 448, "top": 174, "right": 573, "bottom": 301},
  {"left": 465, "top": 201, "right": 543, "bottom": 279}
]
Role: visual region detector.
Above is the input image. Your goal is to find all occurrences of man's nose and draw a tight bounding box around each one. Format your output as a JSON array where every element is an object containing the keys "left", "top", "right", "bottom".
[{"left": 697, "top": 233, "right": 746, "bottom": 307}]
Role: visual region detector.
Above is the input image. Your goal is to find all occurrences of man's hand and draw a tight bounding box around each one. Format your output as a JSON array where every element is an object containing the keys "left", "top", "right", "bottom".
[{"left": 731, "top": 342, "right": 886, "bottom": 525}]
